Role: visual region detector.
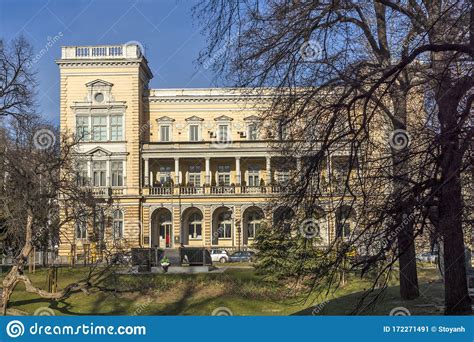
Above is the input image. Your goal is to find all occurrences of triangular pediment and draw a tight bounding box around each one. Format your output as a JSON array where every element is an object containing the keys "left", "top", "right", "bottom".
[
  {"left": 86, "top": 146, "right": 112, "bottom": 156},
  {"left": 214, "top": 115, "right": 233, "bottom": 121},
  {"left": 85, "top": 79, "right": 114, "bottom": 87},
  {"left": 185, "top": 115, "right": 204, "bottom": 122},
  {"left": 243, "top": 115, "right": 261, "bottom": 121},
  {"left": 156, "top": 116, "right": 175, "bottom": 122}
]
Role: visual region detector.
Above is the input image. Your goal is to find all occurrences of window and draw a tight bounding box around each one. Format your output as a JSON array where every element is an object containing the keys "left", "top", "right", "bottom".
[
  {"left": 248, "top": 124, "right": 258, "bottom": 140},
  {"left": 248, "top": 165, "right": 260, "bottom": 186},
  {"left": 159, "top": 166, "right": 172, "bottom": 184},
  {"left": 217, "top": 165, "right": 231, "bottom": 186},
  {"left": 111, "top": 161, "right": 123, "bottom": 186},
  {"left": 75, "top": 219, "right": 87, "bottom": 239},
  {"left": 336, "top": 207, "right": 354, "bottom": 239},
  {"left": 92, "top": 161, "right": 107, "bottom": 186},
  {"left": 93, "top": 208, "right": 105, "bottom": 242},
  {"left": 112, "top": 210, "right": 123, "bottom": 239},
  {"left": 217, "top": 211, "right": 232, "bottom": 238},
  {"left": 276, "top": 171, "right": 290, "bottom": 184},
  {"left": 92, "top": 116, "right": 107, "bottom": 141},
  {"left": 247, "top": 211, "right": 262, "bottom": 239},
  {"left": 189, "top": 124, "right": 200, "bottom": 141},
  {"left": 110, "top": 115, "right": 123, "bottom": 141},
  {"left": 188, "top": 165, "right": 201, "bottom": 186},
  {"left": 76, "top": 161, "right": 89, "bottom": 186},
  {"left": 278, "top": 121, "right": 288, "bottom": 140},
  {"left": 188, "top": 212, "right": 202, "bottom": 239},
  {"left": 76, "top": 116, "right": 89, "bottom": 141},
  {"left": 217, "top": 124, "right": 229, "bottom": 141},
  {"left": 160, "top": 125, "right": 170, "bottom": 142}
]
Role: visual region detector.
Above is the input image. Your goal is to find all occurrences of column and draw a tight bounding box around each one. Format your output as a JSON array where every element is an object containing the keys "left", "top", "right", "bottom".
[
  {"left": 266, "top": 156, "right": 272, "bottom": 185},
  {"left": 205, "top": 157, "right": 210, "bottom": 184},
  {"left": 235, "top": 157, "right": 241, "bottom": 184},
  {"left": 144, "top": 158, "right": 149, "bottom": 186},
  {"left": 174, "top": 158, "right": 180, "bottom": 184}
]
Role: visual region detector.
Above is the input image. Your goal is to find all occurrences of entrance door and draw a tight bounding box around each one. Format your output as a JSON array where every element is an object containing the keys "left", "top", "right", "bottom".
[{"left": 160, "top": 223, "right": 172, "bottom": 248}]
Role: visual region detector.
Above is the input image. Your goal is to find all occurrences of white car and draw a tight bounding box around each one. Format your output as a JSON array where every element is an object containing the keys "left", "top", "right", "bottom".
[{"left": 210, "top": 249, "right": 229, "bottom": 263}]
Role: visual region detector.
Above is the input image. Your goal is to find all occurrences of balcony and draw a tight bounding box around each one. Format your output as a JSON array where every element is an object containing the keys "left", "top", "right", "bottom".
[{"left": 85, "top": 187, "right": 127, "bottom": 197}]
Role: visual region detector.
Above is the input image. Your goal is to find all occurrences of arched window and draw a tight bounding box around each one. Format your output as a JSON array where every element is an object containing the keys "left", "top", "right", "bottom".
[
  {"left": 336, "top": 206, "right": 355, "bottom": 239},
  {"left": 217, "top": 210, "right": 232, "bottom": 238},
  {"left": 188, "top": 212, "right": 202, "bottom": 239},
  {"left": 247, "top": 211, "right": 263, "bottom": 238},
  {"left": 113, "top": 210, "right": 124, "bottom": 239}
]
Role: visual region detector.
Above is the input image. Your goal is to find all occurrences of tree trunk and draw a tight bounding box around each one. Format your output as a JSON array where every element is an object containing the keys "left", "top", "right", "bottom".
[
  {"left": 438, "top": 97, "right": 472, "bottom": 315},
  {"left": 391, "top": 92, "right": 420, "bottom": 300}
]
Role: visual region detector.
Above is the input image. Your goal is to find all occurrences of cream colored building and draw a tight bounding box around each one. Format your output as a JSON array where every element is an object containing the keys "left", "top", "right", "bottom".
[{"left": 57, "top": 44, "right": 352, "bottom": 258}]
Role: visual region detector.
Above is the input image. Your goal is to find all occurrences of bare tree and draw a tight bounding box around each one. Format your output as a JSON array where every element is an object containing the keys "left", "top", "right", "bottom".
[{"left": 194, "top": 0, "right": 472, "bottom": 314}]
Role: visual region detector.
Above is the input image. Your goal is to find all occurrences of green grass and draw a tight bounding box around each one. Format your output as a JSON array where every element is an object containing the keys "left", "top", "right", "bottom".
[{"left": 2, "top": 265, "right": 446, "bottom": 316}]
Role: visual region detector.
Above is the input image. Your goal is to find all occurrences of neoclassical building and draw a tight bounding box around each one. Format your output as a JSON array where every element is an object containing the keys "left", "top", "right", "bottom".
[{"left": 57, "top": 44, "right": 353, "bottom": 258}]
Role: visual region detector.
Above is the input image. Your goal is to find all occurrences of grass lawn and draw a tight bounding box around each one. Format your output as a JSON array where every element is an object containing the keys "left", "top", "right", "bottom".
[{"left": 2, "top": 265, "right": 446, "bottom": 316}]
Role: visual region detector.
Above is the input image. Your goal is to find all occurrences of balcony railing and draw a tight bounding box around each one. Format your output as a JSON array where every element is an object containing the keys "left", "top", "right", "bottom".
[
  {"left": 60, "top": 44, "right": 142, "bottom": 60},
  {"left": 85, "top": 187, "right": 126, "bottom": 196},
  {"left": 147, "top": 185, "right": 283, "bottom": 196}
]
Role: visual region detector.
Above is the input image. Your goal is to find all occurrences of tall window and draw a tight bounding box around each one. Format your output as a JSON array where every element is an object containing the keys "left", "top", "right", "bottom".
[
  {"left": 217, "top": 165, "right": 231, "bottom": 186},
  {"left": 248, "top": 124, "right": 258, "bottom": 140},
  {"left": 217, "top": 211, "right": 232, "bottom": 238},
  {"left": 247, "top": 211, "right": 262, "bottom": 238},
  {"left": 76, "top": 116, "right": 89, "bottom": 141},
  {"left": 92, "top": 116, "right": 107, "bottom": 141},
  {"left": 248, "top": 165, "right": 260, "bottom": 186},
  {"left": 188, "top": 212, "right": 202, "bottom": 239},
  {"left": 217, "top": 124, "right": 229, "bottom": 141},
  {"left": 76, "top": 161, "right": 89, "bottom": 186},
  {"left": 111, "top": 161, "right": 123, "bottom": 186},
  {"left": 94, "top": 208, "right": 105, "bottom": 242},
  {"left": 92, "top": 161, "right": 107, "bottom": 186},
  {"left": 110, "top": 115, "right": 123, "bottom": 141},
  {"left": 75, "top": 219, "right": 87, "bottom": 239},
  {"left": 278, "top": 121, "right": 288, "bottom": 140},
  {"left": 160, "top": 125, "right": 170, "bottom": 142},
  {"left": 159, "top": 166, "right": 172, "bottom": 184},
  {"left": 276, "top": 170, "right": 290, "bottom": 184},
  {"left": 189, "top": 124, "right": 199, "bottom": 141},
  {"left": 113, "top": 210, "right": 124, "bottom": 239},
  {"left": 188, "top": 165, "right": 201, "bottom": 186}
]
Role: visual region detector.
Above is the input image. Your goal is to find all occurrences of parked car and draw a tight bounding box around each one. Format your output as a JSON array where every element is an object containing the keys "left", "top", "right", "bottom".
[
  {"left": 228, "top": 251, "right": 255, "bottom": 263},
  {"left": 416, "top": 252, "right": 438, "bottom": 263},
  {"left": 210, "top": 249, "right": 229, "bottom": 263}
]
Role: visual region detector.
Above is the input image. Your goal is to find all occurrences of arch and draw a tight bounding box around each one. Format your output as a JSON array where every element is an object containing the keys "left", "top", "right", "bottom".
[
  {"left": 335, "top": 205, "right": 357, "bottom": 239},
  {"left": 273, "top": 206, "right": 295, "bottom": 231},
  {"left": 212, "top": 206, "right": 233, "bottom": 245},
  {"left": 181, "top": 207, "right": 204, "bottom": 245},
  {"left": 242, "top": 206, "right": 265, "bottom": 245},
  {"left": 150, "top": 208, "right": 173, "bottom": 248}
]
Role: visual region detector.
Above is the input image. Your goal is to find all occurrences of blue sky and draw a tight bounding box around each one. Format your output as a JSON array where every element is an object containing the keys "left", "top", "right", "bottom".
[{"left": 0, "top": 0, "right": 217, "bottom": 124}]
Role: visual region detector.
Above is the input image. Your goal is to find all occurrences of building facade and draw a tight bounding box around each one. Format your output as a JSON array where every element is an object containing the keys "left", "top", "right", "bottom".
[{"left": 57, "top": 44, "right": 351, "bottom": 259}]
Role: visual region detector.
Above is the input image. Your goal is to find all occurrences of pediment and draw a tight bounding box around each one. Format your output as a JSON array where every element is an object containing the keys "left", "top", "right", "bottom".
[
  {"left": 243, "top": 115, "right": 261, "bottom": 121},
  {"left": 156, "top": 116, "right": 175, "bottom": 122},
  {"left": 85, "top": 79, "right": 114, "bottom": 87},
  {"left": 185, "top": 115, "right": 204, "bottom": 122},
  {"left": 214, "top": 115, "right": 233, "bottom": 121},
  {"left": 86, "top": 146, "right": 112, "bottom": 156}
]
